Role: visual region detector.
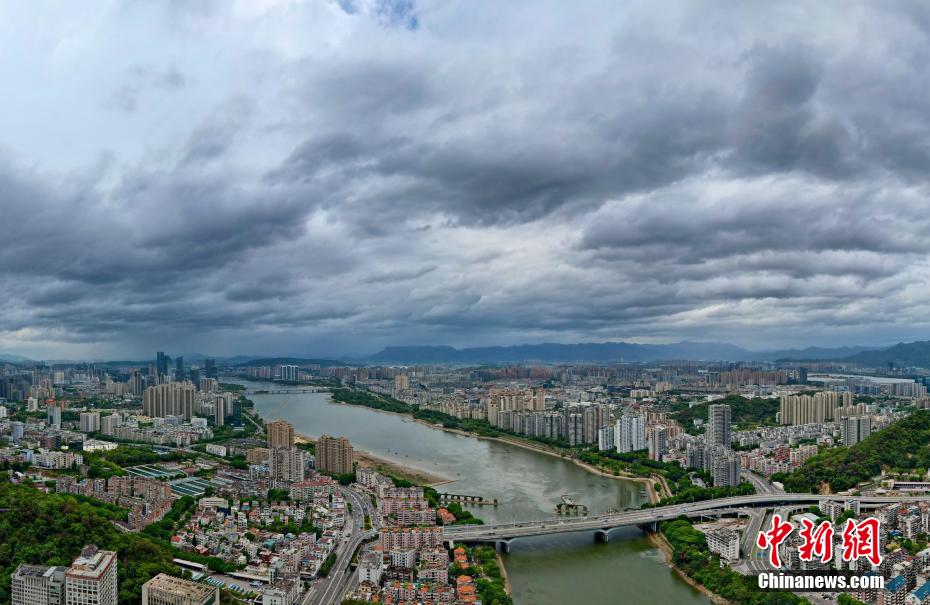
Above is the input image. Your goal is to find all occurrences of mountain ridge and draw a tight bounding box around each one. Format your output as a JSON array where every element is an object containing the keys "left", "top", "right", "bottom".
[{"left": 363, "top": 341, "right": 881, "bottom": 364}]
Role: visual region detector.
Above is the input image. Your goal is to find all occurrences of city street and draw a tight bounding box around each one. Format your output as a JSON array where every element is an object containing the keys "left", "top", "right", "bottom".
[{"left": 303, "top": 485, "right": 378, "bottom": 605}]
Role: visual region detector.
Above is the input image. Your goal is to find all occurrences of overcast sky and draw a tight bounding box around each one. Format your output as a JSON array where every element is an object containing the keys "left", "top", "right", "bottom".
[{"left": 2, "top": 0, "right": 930, "bottom": 359}]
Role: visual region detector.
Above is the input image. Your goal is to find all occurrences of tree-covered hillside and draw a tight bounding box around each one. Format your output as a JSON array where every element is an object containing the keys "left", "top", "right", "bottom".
[
  {"left": 671, "top": 395, "right": 780, "bottom": 431},
  {"left": 0, "top": 481, "right": 179, "bottom": 604},
  {"left": 777, "top": 410, "right": 930, "bottom": 493}
]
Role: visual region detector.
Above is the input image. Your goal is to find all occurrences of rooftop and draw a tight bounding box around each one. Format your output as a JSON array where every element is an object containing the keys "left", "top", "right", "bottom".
[
  {"left": 67, "top": 546, "right": 117, "bottom": 580},
  {"left": 145, "top": 573, "right": 217, "bottom": 599},
  {"left": 14, "top": 564, "right": 65, "bottom": 579}
]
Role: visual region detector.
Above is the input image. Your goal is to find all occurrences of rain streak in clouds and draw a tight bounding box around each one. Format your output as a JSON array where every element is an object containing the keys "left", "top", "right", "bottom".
[{"left": 2, "top": 0, "right": 930, "bottom": 359}]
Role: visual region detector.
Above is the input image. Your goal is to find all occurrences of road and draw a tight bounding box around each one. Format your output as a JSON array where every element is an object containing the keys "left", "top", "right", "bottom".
[
  {"left": 241, "top": 410, "right": 265, "bottom": 433},
  {"left": 740, "top": 470, "right": 782, "bottom": 495},
  {"left": 305, "top": 485, "right": 379, "bottom": 605},
  {"left": 740, "top": 508, "right": 766, "bottom": 560}
]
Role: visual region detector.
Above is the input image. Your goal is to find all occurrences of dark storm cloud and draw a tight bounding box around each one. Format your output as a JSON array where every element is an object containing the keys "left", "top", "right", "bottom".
[{"left": 4, "top": 0, "right": 930, "bottom": 357}]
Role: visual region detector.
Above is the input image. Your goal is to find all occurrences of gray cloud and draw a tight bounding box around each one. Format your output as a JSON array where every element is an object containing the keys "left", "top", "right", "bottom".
[
  {"left": 108, "top": 64, "right": 187, "bottom": 112},
  {"left": 2, "top": 0, "right": 930, "bottom": 358}
]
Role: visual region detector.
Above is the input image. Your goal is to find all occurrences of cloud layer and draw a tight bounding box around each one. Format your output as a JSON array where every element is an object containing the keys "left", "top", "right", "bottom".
[{"left": 2, "top": 0, "right": 930, "bottom": 358}]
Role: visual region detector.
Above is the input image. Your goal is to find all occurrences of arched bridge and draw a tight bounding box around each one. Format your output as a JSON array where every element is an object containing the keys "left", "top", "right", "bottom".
[{"left": 441, "top": 493, "right": 926, "bottom": 551}]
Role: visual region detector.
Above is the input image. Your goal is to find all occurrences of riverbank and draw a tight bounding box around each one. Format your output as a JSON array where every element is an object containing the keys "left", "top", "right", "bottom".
[
  {"left": 324, "top": 395, "right": 660, "bottom": 490},
  {"left": 647, "top": 532, "right": 731, "bottom": 605},
  {"left": 273, "top": 383, "right": 669, "bottom": 497},
  {"left": 410, "top": 419, "right": 669, "bottom": 498},
  {"left": 496, "top": 551, "right": 512, "bottom": 595},
  {"left": 293, "top": 432, "right": 452, "bottom": 486}
]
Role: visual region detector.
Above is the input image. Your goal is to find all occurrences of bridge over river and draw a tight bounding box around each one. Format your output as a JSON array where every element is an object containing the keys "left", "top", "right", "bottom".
[
  {"left": 241, "top": 388, "right": 328, "bottom": 395},
  {"left": 441, "top": 493, "right": 927, "bottom": 551}
]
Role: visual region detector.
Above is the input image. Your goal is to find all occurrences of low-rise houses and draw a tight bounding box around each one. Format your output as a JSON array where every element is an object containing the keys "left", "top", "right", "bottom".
[{"left": 56, "top": 475, "right": 172, "bottom": 530}]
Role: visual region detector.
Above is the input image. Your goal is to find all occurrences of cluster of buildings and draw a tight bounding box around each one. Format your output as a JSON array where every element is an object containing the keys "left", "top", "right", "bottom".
[
  {"left": 349, "top": 467, "right": 494, "bottom": 603},
  {"left": 56, "top": 475, "right": 173, "bottom": 530},
  {"left": 170, "top": 493, "right": 342, "bottom": 584},
  {"left": 142, "top": 382, "right": 240, "bottom": 427},
  {"left": 778, "top": 391, "right": 866, "bottom": 426},
  {"left": 13, "top": 545, "right": 119, "bottom": 605},
  {"left": 241, "top": 364, "right": 319, "bottom": 382},
  {"left": 13, "top": 549, "right": 220, "bottom": 605}
]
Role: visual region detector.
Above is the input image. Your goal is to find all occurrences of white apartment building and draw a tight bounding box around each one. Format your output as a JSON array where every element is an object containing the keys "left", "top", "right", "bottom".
[
  {"left": 706, "top": 528, "right": 740, "bottom": 561},
  {"left": 65, "top": 546, "right": 117, "bottom": 605}
]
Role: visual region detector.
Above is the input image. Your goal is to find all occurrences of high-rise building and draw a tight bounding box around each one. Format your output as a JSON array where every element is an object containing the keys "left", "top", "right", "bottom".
[
  {"left": 563, "top": 411, "right": 583, "bottom": 446},
  {"left": 174, "top": 357, "right": 185, "bottom": 382},
  {"left": 779, "top": 391, "right": 852, "bottom": 426},
  {"left": 842, "top": 416, "right": 872, "bottom": 446},
  {"left": 79, "top": 412, "right": 100, "bottom": 434},
  {"left": 798, "top": 367, "right": 809, "bottom": 385},
  {"left": 393, "top": 373, "right": 409, "bottom": 393},
  {"left": 686, "top": 443, "right": 705, "bottom": 469},
  {"left": 65, "top": 545, "right": 117, "bottom": 605},
  {"left": 47, "top": 406, "right": 62, "bottom": 430},
  {"left": 141, "top": 573, "right": 218, "bottom": 605},
  {"left": 597, "top": 425, "right": 615, "bottom": 451},
  {"left": 188, "top": 369, "right": 200, "bottom": 390},
  {"left": 317, "top": 434, "right": 354, "bottom": 475},
  {"left": 582, "top": 406, "right": 600, "bottom": 444},
  {"left": 100, "top": 415, "right": 120, "bottom": 436},
  {"left": 11, "top": 421, "right": 24, "bottom": 442},
  {"left": 707, "top": 404, "right": 732, "bottom": 447},
  {"left": 648, "top": 425, "right": 666, "bottom": 462},
  {"left": 156, "top": 352, "right": 169, "bottom": 377},
  {"left": 279, "top": 365, "right": 299, "bottom": 382},
  {"left": 213, "top": 395, "right": 226, "bottom": 427},
  {"left": 213, "top": 393, "right": 234, "bottom": 427},
  {"left": 267, "top": 420, "right": 295, "bottom": 450},
  {"left": 712, "top": 454, "right": 741, "bottom": 487},
  {"left": 270, "top": 448, "right": 306, "bottom": 483},
  {"left": 532, "top": 389, "right": 546, "bottom": 411},
  {"left": 12, "top": 564, "right": 66, "bottom": 605},
  {"left": 142, "top": 383, "right": 196, "bottom": 420},
  {"left": 203, "top": 358, "right": 217, "bottom": 380},
  {"left": 616, "top": 414, "right": 645, "bottom": 453}
]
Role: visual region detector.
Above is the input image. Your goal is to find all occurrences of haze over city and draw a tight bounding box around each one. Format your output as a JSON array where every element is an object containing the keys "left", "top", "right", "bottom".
[{"left": 4, "top": 1, "right": 930, "bottom": 360}]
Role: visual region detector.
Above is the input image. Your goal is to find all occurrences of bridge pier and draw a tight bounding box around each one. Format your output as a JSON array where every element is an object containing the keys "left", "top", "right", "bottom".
[
  {"left": 594, "top": 529, "right": 610, "bottom": 543},
  {"left": 495, "top": 540, "right": 513, "bottom": 554}
]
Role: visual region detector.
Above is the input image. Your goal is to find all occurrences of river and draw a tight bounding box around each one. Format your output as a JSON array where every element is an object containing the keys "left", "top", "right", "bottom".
[{"left": 238, "top": 381, "right": 710, "bottom": 605}]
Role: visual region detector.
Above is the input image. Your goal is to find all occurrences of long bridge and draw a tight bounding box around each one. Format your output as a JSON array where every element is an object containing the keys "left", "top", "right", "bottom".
[
  {"left": 241, "top": 388, "right": 328, "bottom": 395},
  {"left": 441, "top": 493, "right": 925, "bottom": 551}
]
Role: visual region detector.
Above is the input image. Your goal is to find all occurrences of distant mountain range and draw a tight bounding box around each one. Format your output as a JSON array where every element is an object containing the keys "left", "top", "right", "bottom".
[
  {"left": 363, "top": 342, "right": 880, "bottom": 365},
  {"left": 6, "top": 339, "right": 930, "bottom": 368},
  {"left": 842, "top": 340, "right": 930, "bottom": 369}
]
